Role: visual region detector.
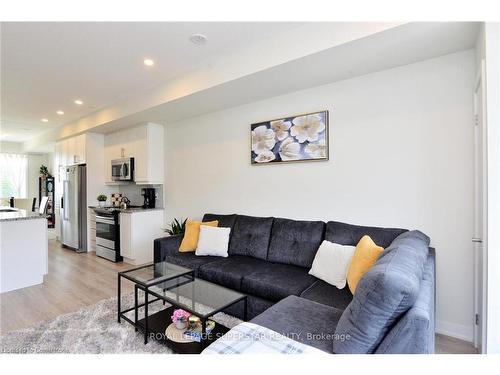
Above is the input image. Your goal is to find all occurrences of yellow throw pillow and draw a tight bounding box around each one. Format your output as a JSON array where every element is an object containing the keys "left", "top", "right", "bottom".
[
  {"left": 347, "top": 235, "right": 384, "bottom": 294},
  {"left": 179, "top": 219, "right": 219, "bottom": 252}
]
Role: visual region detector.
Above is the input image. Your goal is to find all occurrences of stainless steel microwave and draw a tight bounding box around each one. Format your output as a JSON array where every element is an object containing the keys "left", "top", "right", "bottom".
[{"left": 111, "top": 157, "right": 134, "bottom": 181}]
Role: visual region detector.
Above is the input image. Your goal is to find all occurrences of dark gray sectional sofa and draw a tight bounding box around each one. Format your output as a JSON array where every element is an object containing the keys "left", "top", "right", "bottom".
[{"left": 154, "top": 213, "right": 435, "bottom": 354}]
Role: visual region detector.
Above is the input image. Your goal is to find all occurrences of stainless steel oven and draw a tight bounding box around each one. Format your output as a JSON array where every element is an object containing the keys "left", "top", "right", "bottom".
[
  {"left": 111, "top": 157, "right": 134, "bottom": 181},
  {"left": 95, "top": 209, "right": 122, "bottom": 262}
]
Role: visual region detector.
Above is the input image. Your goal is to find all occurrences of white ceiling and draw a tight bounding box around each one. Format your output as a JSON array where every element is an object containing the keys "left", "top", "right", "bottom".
[
  {"left": 1, "top": 22, "right": 303, "bottom": 142},
  {"left": 94, "top": 22, "right": 479, "bottom": 132},
  {"left": 1, "top": 22, "right": 480, "bottom": 150}
]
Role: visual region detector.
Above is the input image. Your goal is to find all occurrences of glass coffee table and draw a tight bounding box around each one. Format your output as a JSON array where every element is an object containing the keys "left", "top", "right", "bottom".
[{"left": 118, "top": 261, "right": 247, "bottom": 353}]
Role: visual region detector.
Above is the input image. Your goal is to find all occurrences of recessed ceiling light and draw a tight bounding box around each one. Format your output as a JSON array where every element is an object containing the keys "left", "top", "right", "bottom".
[
  {"left": 41, "top": 118, "right": 49, "bottom": 122},
  {"left": 143, "top": 58, "right": 154, "bottom": 67},
  {"left": 56, "top": 110, "right": 64, "bottom": 115},
  {"left": 189, "top": 34, "right": 208, "bottom": 45},
  {"left": 74, "top": 99, "right": 83, "bottom": 105}
]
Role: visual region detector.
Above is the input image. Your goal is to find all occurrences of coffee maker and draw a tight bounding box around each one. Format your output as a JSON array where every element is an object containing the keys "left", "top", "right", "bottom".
[{"left": 141, "top": 188, "right": 156, "bottom": 209}]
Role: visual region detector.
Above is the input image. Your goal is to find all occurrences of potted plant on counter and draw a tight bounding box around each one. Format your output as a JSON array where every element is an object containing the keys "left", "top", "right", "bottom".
[{"left": 97, "top": 194, "right": 107, "bottom": 208}]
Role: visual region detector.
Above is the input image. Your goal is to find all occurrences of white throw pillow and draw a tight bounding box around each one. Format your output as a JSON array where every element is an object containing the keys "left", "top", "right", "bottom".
[
  {"left": 308, "top": 240, "right": 355, "bottom": 289},
  {"left": 195, "top": 225, "right": 231, "bottom": 257}
]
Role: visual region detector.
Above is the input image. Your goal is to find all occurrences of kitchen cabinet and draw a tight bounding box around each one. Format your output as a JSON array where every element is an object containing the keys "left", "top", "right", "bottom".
[
  {"left": 59, "top": 138, "right": 67, "bottom": 167},
  {"left": 104, "top": 130, "right": 127, "bottom": 161},
  {"left": 1, "top": 215, "right": 48, "bottom": 293},
  {"left": 55, "top": 134, "right": 87, "bottom": 167},
  {"left": 104, "top": 123, "right": 164, "bottom": 185},
  {"left": 119, "top": 209, "right": 164, "bottom": 265},
  {"left": 65, "top": 136, "right": 76, "bottom": 165},
  {"left": 88, "top": 209, "right": 96, "bottom": 252},
  {"left": 72, "top": 134, "right": 86, "bottom": 165}
]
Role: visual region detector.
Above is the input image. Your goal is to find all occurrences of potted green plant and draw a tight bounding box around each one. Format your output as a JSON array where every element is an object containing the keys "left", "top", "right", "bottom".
[
  {"left": 165, "top": 218, "right": 187, "bottom": 236},
  {"left": 97, "top": 194, "right": 107, "bottom": 207},
  {"left": 39, "top": 165, "right": 52, "bottom": 178}
]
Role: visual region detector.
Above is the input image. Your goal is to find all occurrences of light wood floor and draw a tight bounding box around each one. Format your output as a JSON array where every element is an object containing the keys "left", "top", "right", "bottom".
[
  {"left": 0, "top": 238, "right": 134, "bottom": 334},
  {"left": 436, "top": 334, "right": 477, "bottom": 354},
  {"left": 0, "top": 239, "right": 477, "bottom": 354}
]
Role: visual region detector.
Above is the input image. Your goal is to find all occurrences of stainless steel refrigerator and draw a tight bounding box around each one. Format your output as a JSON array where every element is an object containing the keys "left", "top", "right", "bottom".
[{"left": 61, "top": 165, "right": 87, "bottom": 252}]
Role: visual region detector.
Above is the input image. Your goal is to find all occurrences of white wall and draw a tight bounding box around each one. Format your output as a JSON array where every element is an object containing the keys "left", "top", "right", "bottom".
[
  {"left": 164, "top": 50, "right": 475, "bottom": 341},
  {"left": 0, "top": 141, "right": 23, "bottom": 153}
]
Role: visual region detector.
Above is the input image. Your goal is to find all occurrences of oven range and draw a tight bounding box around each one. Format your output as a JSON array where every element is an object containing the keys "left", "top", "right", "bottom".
[{"left": 93, "top": 207, "right": 122, "bottom": 262}]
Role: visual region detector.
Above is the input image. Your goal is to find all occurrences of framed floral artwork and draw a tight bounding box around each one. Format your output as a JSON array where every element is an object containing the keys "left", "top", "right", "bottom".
[{"left": 251, "top": 110, "right": 329, "bottom": 164}]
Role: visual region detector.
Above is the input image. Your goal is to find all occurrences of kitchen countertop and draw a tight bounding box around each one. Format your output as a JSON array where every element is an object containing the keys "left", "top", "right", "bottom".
[
  {"left": 0, "top": 206, "right": 48, "bottom": 222},
  {"left": 88, "top": 205, "right": 164, "bottom": 213}
]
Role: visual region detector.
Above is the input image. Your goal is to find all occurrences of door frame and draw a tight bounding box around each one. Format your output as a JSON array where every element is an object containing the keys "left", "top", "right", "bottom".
[{"left": 473, "top": 59, "right": 488, "bottom": 352}]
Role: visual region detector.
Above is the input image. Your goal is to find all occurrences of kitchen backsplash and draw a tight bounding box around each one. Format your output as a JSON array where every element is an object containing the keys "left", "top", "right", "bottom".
[{"left": 114, "top": 184, "right": 163, "bottom": 208}]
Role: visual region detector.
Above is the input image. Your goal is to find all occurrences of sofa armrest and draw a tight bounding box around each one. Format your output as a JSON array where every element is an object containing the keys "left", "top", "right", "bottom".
[{"left": 154, "top": 234, "right": 183, "bottom": 262}]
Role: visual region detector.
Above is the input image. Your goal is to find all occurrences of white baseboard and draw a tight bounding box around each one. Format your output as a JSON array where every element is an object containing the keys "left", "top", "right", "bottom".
[{"left": 436, "top": 320, "right": 474, "bottom": 342}]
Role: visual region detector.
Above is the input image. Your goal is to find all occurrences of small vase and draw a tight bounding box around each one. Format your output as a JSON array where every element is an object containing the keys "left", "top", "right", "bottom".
[
  {"left": 174, "top": 320, "right": 186, "bottom": 330},
  {"left": 98, "top": 201, "right": 104, "bottom": 208}
]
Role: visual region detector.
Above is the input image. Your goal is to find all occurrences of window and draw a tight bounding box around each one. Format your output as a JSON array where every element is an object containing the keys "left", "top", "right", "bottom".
[{"left": 0, "top": 153, "right": 28, "bottom": 198}]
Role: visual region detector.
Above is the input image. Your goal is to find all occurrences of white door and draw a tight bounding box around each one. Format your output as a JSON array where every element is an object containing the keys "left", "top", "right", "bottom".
[{"left": 473, "top": 60, "right": 487, "bottom": 353}]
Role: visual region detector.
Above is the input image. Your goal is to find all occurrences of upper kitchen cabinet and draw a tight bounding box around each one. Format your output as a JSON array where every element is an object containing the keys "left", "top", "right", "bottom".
[
  {"left": 104, "top": 123, "right": 164, "bottom": 185},
  {"left": 72, "top": 134, "right": 86, "bottom": 165},
  {"left": 56, "top": 134, "right": 87, "bottom": 166}
]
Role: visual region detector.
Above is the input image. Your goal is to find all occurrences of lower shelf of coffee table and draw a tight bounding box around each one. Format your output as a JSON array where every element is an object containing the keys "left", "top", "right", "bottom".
[{"left": 137, "top": 306, "right": 230, "bottom": 354}]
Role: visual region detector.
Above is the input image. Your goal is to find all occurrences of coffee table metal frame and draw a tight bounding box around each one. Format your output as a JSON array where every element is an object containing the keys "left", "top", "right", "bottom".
[
  {"left": 118, "top": 263, "right": 195, "bottom": 344},
  {"left": 117, "top": 263, "right": 247, "bottom": 351}
]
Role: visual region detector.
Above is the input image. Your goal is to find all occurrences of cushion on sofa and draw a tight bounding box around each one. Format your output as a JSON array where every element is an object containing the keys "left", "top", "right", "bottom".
[
  {"left": 179, "top": 219, "right": 218, "bottom": 252},
  {"left": 333, "top": 230, "right": 430, "bottom": 354},
  {"left": 347, "top": 235, "right": 384, "bottom": 294},
  {"left": 198, "top": 255, "right": 268, "bottom": 290},
  {"left": 241, "top": 263, "right": 317, "bottom": 301},
  {"left": 375, "top": 251, "right": 435, "bottom": 354},
  {"left": 325, "top": 221, "right": 407, "bottom": 249},
  {"left": 379, "top": 229, "right": 430, "bottom": 259},
  {"left": 300, "top": 280, "right": 353, "bottom": 310},
  {"left": 202, "top": 213, "right": 237, "bottom": 231},
  {"left": 251, "top": 295, "right": 344, "bottom": 353},
  {"left": 309, "top": 240, "right": 355, "bottom": 289},
  {"left": 267, "top": 218, "right": 325, "bottom": 268},
  {"left": 196, "top": 225, "right": 231, "bottom": 257},
  {"left": 228, "top": 215, "right": 274, "bottom": 260}
]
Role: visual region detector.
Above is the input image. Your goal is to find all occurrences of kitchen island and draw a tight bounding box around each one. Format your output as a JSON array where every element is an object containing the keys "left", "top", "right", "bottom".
[{"left": 0, "top": 207, "right": 48, "bottom": 293}]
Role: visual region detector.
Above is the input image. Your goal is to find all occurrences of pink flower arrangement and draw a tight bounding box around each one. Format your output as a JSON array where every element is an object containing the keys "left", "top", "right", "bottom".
[{"left": 171, "top": 309, "right": 190, "bottom": 323}]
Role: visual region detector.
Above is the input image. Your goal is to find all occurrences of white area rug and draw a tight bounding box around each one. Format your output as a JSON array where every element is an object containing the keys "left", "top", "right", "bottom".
[{"left": 0, "top": 293, "right": 241, "bottom": 354}]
